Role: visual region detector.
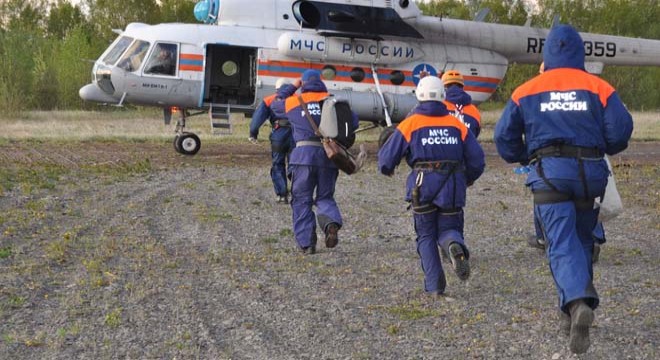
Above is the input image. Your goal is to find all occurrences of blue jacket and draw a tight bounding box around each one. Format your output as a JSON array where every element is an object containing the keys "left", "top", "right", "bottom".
[
  {"left": 284, "top": 79, "right": 358, "bottom": 167},
  {"left": 249, "top": 84, "right": 298, "bottom": 139},
  {"left": 378, "top": 101, "right": 485, "bottom": 208},
  {"left": 494, "top": 25, "right": 633, "bottom": 181}
]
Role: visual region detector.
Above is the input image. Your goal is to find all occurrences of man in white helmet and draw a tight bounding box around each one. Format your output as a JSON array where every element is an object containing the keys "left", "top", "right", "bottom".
[
  {"left": 378, "top": 75, "right": 485, "bottom": 296},
  {"left": 249, "top": 78, "right": 301, "bottom": 203}
]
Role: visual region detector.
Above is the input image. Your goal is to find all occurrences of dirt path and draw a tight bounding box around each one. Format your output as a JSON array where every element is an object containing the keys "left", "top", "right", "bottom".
[{"left": 0, "top": 140, "right": 658, "bottom": 359}]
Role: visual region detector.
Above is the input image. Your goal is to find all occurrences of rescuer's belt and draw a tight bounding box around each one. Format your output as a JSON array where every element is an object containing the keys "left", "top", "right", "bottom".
[
  {"left": 414, "top": 160, "right": 463, "bottom": 173},
  {"left": 532, "top": 144, "right": 603, "bottom": 160}
]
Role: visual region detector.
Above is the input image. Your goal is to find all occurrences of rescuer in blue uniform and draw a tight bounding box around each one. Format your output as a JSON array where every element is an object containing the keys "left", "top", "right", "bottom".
[
  {"left": 283, "top": 69, "right": 359, "bottom": 254},
  {"left": 441, "top": 70, "right": 482, "bottom": 139},
  {"left": 378, "top": 75, "right": 485, "bottom": 296},
  {"left": 249, "top": 78, "right": 300, "bottom": 203},
  {"left": 494, "top": 25, "right": 633, "bottom": 354},
  {"left": 527, "top": 63, "right": 606, "bottom": 263}
]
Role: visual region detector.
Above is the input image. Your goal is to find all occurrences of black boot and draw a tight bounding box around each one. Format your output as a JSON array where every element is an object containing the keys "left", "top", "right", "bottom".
[
  {"left": 592, "top": 244, "right": 601, "bottom": 264},
  {"left": 527, "top": 235, "right": 546, "bottom": 250},
  {"left": 448, "top": 243, "right": 470, "bottom": 281},
  {"left": 568, "top": 299, "right": 594, "bottom": 354},
  {"left": 325, "top": 223, "right": 339, "bottom": 248}
]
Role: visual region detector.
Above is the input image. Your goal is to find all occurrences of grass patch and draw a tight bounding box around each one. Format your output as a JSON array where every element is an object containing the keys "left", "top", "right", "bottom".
[
  {"left": 0, "top": 246, "right": 11, "bottom": 259},
  {"left": 0, "top": 165, "right": 66, "bottom": 195},
  {"left": 386, "top": 300, "right": 440, "bottom": 320},
  {"left": 7, "top": 295, "right": 26, "bottom": 308},
  {"left": 479, "top": 110, "right": 659, "bottom": 142},
  {"left": 195, "top": 205, "right": 234, "bottom": 223},
  {"left": 45, "top": 230, "right": 77, "bottom": 264},
  {"left": 104, "top": 308, "right": 123, "bottom": 328},
  {"left": 261, "top": 236, "right": 279, "bottom": 244},
  {"left": 278, "top": 228, "right": 293, "bottom": 237}
]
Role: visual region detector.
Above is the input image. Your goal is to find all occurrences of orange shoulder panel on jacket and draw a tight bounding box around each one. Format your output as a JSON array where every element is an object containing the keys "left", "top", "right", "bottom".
[
  {"left": 284, "top": 91, "right": 329, "bottom": 112},
  {"left": 511, "top": 68, "right": 615, "bottom": 107},
  {"left": 397, "top": 114, "right": 468, "bottom": 143},
  {"left": 442, "top": 100, "right": 457, "bottom": 112},
  {"left": 463, "top": 104, "right": 481, "bottom": 123},
  {"left": 263, "top": 94, "right": 277, "bottom": 107}
]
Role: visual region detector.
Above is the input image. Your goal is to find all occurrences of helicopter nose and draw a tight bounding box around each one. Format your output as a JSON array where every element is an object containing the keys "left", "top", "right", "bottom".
[{"left": 79, "top": 83, "right": 119, "bottom": 104}]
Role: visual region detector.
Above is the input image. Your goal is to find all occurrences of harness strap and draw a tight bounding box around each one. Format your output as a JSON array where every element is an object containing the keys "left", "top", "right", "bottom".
[
  {"left": 274, "top": 119, "right": 290, "bottom": 127},
  {"left": 438, "top": 207, "right": 462, "bottom": 215},
  {"left": 533, "top": 144, "right": 600, "bottom": 203},
  {"left": 533, "top": 190, "right": 595, "bottom": 211},
  {"left": 411, "top": 161, "right": 460, "bottom": 214},
  {"left": 296, "top": 140, "right": 322, "bottom": 147}
]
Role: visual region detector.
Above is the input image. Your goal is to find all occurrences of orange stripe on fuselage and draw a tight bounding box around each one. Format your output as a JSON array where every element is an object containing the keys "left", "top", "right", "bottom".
[
  {"left": 397, "top": 114, "right": 468, "bottom": 143},
  {"left": 285, "top": 92, "right": 329, "bottom": 113},
  {"left": 179, "top": 64, "right": 203, "bottom": 71},
  {"left": 512, "top": 68, "right": 615, "bottom": 106},
  {"left": 180, "top": 54, "right": 203, "bottom": 60},
  {"left": 463, "top": 75, "right": 500, "bottom": 84}
]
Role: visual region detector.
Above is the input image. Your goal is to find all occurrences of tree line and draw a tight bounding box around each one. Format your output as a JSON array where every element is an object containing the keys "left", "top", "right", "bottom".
[{"left": 1, "top": 0, "right": 658, "bottom": 116}]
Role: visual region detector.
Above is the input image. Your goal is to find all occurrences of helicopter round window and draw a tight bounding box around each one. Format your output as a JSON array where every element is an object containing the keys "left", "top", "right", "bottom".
[
  {"left": 390, "top": 70, "right": 405, "bottom": 85},
  {"left": 350, "top": 67, "right": 365, "bottom": 82},
  {"left": 322, "top": 65, "right": 337, "bottom": 80},
  {"left": 222, "top": 61, "right": 238, "bottom": 76}
]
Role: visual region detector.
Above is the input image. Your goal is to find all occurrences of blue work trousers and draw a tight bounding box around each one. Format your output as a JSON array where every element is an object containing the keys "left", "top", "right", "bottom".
[
  {"left": 532, "top": 178, "right": 606, "bottom": 313},
  {"left": 269, "top": 127, "right": 294, "bottom": 196},
  {"left": 535, "top": 211, "right": 605, "bottom": 244},
  {"left": 290, "top": 165, "right": 342, "bottom": 249},
  {"left": 413, "top": 209, "right": 466, "bottom": 293}
]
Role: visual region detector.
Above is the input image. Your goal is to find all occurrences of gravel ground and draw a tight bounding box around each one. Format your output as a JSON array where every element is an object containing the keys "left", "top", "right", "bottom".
[{"left": 0, "top": 141, "right": 658, "bottom": 360}]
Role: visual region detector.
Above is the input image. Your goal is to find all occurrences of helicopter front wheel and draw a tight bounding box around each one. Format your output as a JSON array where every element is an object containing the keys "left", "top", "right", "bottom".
[{"left": 174, "top": 132, "right": 201, "bottom": 155}]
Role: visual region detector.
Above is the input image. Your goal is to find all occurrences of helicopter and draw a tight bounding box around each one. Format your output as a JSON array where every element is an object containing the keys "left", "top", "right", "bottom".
[{"left": 79, "top": 0, "right": 660, "bottom": 155}]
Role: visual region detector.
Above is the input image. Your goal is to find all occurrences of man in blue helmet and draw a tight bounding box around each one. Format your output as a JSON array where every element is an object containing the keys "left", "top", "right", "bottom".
[
  {"left": 249, "top": 78, "right": 300, "bottom": 203},
  {"left": 494, "top": 25, "right": 633, "bottom": 354},
  {"left": 283, "top": 69, "right": 359, "bottom": 254},
  {"left": 378, "top": 75, "right": 485, "bottom": 296}
]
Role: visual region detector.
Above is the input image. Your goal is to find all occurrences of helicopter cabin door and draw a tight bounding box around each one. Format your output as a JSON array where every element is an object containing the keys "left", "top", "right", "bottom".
[{"left": 204, "top": 44, "right": 257, "bottom": 106}]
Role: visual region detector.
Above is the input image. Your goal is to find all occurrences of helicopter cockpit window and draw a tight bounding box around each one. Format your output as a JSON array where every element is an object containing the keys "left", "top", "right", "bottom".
[
  {"left": 102, "top": 36, "right": 133, "bottom": 65},
  {"left": 145, "top": 43, "right": 178, "bottom": 76},
  {"left": 117, "top": 40, "right": 151, "bottom": 72}
]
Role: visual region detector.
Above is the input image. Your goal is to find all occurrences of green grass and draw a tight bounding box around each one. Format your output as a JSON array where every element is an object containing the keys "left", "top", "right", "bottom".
[
  {"left": 0, "top": 246, "right": 11, "bottom": 259},
  {"left": 479, "top": 110, "right": 659, "bottom": 142},
  {"left": 385, "top": 300, "right": 441, "bottom": 320},
  {"left": 104, "top": 307, "right": 122, "bottom": 327},
  {"left": 2, "top": 109, "right": 656, "bottom": 144}
]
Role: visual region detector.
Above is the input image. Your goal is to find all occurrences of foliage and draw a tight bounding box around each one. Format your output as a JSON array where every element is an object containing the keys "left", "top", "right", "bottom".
[
  {"left": 0, "top": 0, "right": 658, "bottom": 114},
  {"left": 419, "top": 0, "right": 659, "bottom": 108},
  {"left": 86, "top": 0, "right": 162, "bottom": 42},
  {"left": 46, "top": 0, "right": 87, "bottom": 38},
  {"left": 0, "top": 30, "right": 37, "bottom": 113},
  {"left": 54, "top": 24, "right": 107, "bottom": 109}
]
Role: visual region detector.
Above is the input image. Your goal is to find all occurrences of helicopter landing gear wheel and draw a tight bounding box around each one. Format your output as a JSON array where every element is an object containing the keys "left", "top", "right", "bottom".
[
  {"left": 173, "top": 134, "right": 181, "bottom": 153},
  {"left": 174, "top": 132, "right": 201, "bottom": 155}
]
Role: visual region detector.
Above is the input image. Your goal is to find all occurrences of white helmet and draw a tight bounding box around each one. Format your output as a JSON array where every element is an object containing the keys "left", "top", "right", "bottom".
[
  {"left": 275, "top": 78, "right": 290, "bottom": 90},
  {"left": 415, "top": 76, "right": 444, "bottom": 102}
]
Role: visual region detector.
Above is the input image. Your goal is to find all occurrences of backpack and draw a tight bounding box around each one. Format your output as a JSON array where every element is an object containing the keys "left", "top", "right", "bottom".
[{"left": 320, "top": 96, "right": 356, "bottom": 149}]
